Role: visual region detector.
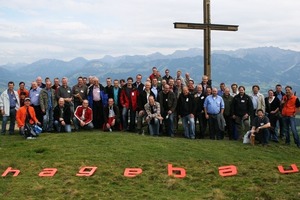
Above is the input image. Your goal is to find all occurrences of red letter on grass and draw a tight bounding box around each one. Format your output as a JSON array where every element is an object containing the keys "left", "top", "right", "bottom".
[
  {"left": 1, "top": 167, "right": 20, "bottom": 177},
  {"left": 124, "top": 168, "right": 143, "bottom": 177},
  {"left": 278, "top": 164, "right": 299, "bottom": 174},
  {"left": 168, "top": 164, "right": 186, "bottom": 178},
  {"left": 76, "top": 167, "right": 97, "bottom": 177},
  {"left": 219, "top": 165, "right": 238, "bottom": 177},
  {"left": 39, "top": 168, "right": 57, "bottom": 177}
]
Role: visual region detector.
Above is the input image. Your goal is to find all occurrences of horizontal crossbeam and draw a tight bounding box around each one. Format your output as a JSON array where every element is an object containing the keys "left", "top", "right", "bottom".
[{"left": 174, "top": 22, "right": 238, "bottom": 31}]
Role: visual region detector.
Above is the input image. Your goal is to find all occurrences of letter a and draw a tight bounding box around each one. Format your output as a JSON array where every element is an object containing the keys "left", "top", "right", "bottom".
[
  {"left": 219, "top": 165, "right": 238, "bottom": 177},
  {"left": 278, "top": 164, "right": 299, "bottom": 174},
  {"left": 39, "top": 168, "right": 57, "bottom": 177},
  {"left": 76, "top": 167, "right": 97, "bottom": 177},
  {"left": 124, "top": 168, "right": 143, "bottom": 178},
  {"left": 168, "top": 164, "right": 186, "bottom": 178},
  {"left": 1, "top": 167, "right": 20, "bottom": 177}
]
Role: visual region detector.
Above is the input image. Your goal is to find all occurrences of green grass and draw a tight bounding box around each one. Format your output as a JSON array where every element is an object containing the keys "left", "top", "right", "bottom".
[{"left": 0, "top": 132, "right": 300, "bottom": 200}]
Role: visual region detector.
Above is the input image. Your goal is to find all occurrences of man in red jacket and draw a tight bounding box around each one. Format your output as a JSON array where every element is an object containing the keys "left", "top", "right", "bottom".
[
  {"left": 120, "top": 77, "right": 139, "bottom": 132},
  {"left": 73, "top": 99, "right": 94, "bottom": 131}
]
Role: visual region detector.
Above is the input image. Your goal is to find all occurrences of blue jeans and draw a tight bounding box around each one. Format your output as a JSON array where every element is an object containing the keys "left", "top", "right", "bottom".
[
  {"left": 283, "top": 116, "right": 300, "bottom": 146},
  {"left": 148, "top": 118, "right": 159, "bottom": 136},
  {"left": 1, "top": 108, "right": 16, "bottom": 134},
  {"left": 182, "top": 115, "right": 195, "bottom": 139},
  {"left": 54, "top": 120, "right": 71, "bottom": 133},
  {"left": 43, "top": 108, "right": 54, "bottom": 131},
  {"left": 122, "top": 107, "right": 136, "bottom": 131}
]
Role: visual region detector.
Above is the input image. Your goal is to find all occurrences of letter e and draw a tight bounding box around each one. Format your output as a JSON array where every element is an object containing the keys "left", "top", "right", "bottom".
[
  {"left": 124, "top": 168, "right": 142, "bottom": 178},
  {"left": 219, "top": 165, "right": 237, "bottom": 177}
]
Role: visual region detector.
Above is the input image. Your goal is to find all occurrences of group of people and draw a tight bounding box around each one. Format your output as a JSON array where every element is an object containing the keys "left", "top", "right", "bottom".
[{"left": 0, "top": 67, "right": 299, "bottom": 147}]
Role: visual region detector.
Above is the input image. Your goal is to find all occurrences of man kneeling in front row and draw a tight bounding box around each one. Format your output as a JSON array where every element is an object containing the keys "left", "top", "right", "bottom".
[
  {"left": 73, "top": 99, "right": 94, "bottom": 131},
  {"left": 250, "top": 109, "right": 271, "bottom": 146},
  {"left": 103, "top": 98, "right": 121, "bottom": 131},
  {"left": 16, "top": 97, "right": 41, "bottom": 139}
]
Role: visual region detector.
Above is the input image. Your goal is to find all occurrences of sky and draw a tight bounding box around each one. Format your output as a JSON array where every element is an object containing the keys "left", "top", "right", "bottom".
[{"left": 0, "top": 0, "right": 300, "bottom": 65}]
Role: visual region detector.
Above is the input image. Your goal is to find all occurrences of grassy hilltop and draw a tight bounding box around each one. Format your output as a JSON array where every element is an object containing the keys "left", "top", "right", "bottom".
[{"left": 0, "top": 132, "right": 300, "bottom": 200}]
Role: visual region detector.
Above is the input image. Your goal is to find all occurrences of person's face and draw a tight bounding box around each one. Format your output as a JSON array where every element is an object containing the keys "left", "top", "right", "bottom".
[
  {"left": 152, "top": 69, "right": 157, "bottom": 75},
  {"left": 177, "top": 71, "right": 181, "bottom": 77},
  {"left": 276, "top": 86, "right": 282, "bottom": 93},
  {"left": 176, "top": 80, "right": 181, "bottom": 86},
  {"left": 197, "top": 86, "right": 203, "bottom": 93},
  {"left": 165, "top": 71, "right": 169, "bottom": 76},
  {"left": 268, "top": 91, "right": 274, "bottom": 97},
  {"left": 36, "top": 78, "right": 42, "bottom": 85},
  {"left": 19, "top": 83, "right": 25, "bottom": 90},
  {"left": 286, "top": 87, "right": 292, "bottom": 96},
  {"left": 239, "top": 87, "right": 245, "bottom": 95},
  {"left": 62, "top": 79, "right": 68, "bottom": 87},
  {"left": 59, "top": 99, "right": 64, "bottom": 107},
  {"left": 169, "top": 79, "right": 174, "bottom": 86},
  {"left": 252, "top": 87, "right": 259, "bottom": 94},
  {"left": 212, "top": 88, "right": 218, "bottom": 96},
  {"left": 257, "top": 111, "right": 263, "bottom": 118},
  {"left": 149, "top": 96, "right": 155, "bottom": 105},
  {"left": 220, "top": 84, "right": 225, "bottom": 90},
  {"left": 31, "top": 82, "right": 37, "bottom": 90},
  {"left": 113, "top": 80, "right": 119, "bottom": 88},
  {"left": 224, "top": 88, "right": 230, "bottom": 96},
  {"left": 82, "top": 100, "right": 89, "bottom": 108},
  {"left": 24, "top": 100, "right": 31, "bottom": 107},
  {"left": 8, "top": 83, "right": 14, "bottom": 90},
  {"left": 127, "top": 79, "right": 133, "bottom": 87},
  {"left": 54, "top": 79, "right": 60, "bottom": 86},
  {"left": 93, "top": 79, "right": 99, "bottom": 85},
  {"left": 106, "top": 79, "right": 111, "bottom": 86},
  {"left": 152, "top": 79, "right": 158, "bottom": 86},
  {"left": 83, "top": 78, "right": 87, "bottom": 85},
  {"left": 108, "top": 99, "right": 114, "bottom": 106},
  {"left": 183, "top": 87, "right": 189, "bottom": 95},
  {"left": 164, "top": 85, "right": 170, "bottom": 93},
  {"left": 231, "top": 85, "right": 237, "bottom": 92},
  {"left": 136, "top": 75, "right": 142, "bottom": 83},
  {"left": 46, "top": 82, "right": 52, "bottom": 89},
  {"left": 206, "top": 88, "right": 212, "bottom": 95},
  {"left": 188, "top": 81, "right": 194, "bottom": 87},
  {"left": 78, "top": 78, "right": 83, "bottom": 86},
  {"left": 202, "top": 77, "right": 208, "bottom": 84},
  {"left": 145, "top": 82, "right": 151, "bottom": 91},
  {"left": 120, "top": 81, "right": 125, "bottom": 87}
]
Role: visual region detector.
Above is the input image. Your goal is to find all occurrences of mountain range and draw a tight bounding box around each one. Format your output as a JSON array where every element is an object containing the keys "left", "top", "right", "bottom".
[{"left": 1, "top": 46, "right": 300, "bottom": 94}]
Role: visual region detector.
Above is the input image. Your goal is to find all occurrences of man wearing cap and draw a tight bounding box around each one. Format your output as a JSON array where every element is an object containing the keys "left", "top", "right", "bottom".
[
  {"left": 0, "top": 81, "right": 20, "bottom": 135},
  {"left": 16, "top": 97, "right": 40, "bottom": 139}
]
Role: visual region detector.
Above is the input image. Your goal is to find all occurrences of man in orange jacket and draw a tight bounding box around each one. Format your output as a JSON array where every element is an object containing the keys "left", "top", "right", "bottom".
[{"left": 16, "top": 97, "right": 40, "bottom": 139}]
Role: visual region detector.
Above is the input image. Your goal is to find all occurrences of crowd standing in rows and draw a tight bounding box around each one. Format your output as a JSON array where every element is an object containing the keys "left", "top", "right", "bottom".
[{"left": 0, "top": 67, "right": 300, "bottom": 148}]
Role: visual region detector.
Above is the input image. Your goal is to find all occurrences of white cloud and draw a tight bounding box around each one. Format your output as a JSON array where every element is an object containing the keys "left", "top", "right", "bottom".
[{"left": 0, "top": 0, "right": 300, "bottom": 64}]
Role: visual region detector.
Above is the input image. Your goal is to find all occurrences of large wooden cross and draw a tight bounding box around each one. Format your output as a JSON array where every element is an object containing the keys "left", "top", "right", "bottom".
[{"left": 174, "top": 0, "right": 238, "bottom": 81}]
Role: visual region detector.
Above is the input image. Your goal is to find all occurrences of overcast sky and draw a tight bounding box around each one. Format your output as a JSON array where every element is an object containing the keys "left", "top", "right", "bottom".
[{"left": 0, "top": 0, "right": 299, "bottom": 65}]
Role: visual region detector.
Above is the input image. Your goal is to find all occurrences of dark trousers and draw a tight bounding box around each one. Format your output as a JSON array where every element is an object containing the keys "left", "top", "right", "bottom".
[
  {"left": 33, "top": 105, "right": 43, "bottom": 126},
  {"left": 208, "top": 114, "right": 222, "bottom": 140},
  {"left": 92, "top": 100, "right": 104, "bottom": 129},
  {"left": 255, "top": 128, "right": 270, "bottom": 145},
  {"left": 195, "top": 112, "right": 207, "bottom": 139},
  {"left": 224, "top": 115, "right": 234, "bottom": 139}
]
